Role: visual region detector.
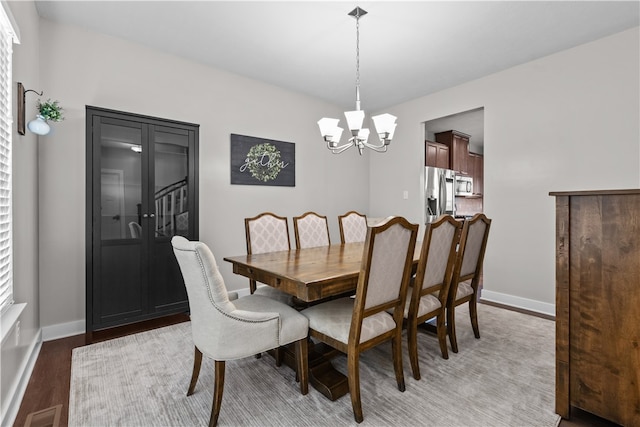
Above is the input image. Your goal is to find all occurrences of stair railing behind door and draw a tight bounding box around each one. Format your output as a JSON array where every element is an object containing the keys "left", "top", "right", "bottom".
[{"left": 154, "top": 178, "right": 187, "bottom": 236}]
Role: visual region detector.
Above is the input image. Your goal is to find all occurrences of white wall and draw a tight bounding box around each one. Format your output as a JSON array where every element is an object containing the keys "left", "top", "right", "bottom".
[
  {"left": 1, "top": 1, "right": 41, "bottom": 425},
  {"left": 20, "top": 11, "right": 640, "bottom": 333},
  {"left": 35, "top": 18, "right": 370, "bottom": 332},
  {"left": 369, "top": 27, "right": 640, "bottom": 315}
]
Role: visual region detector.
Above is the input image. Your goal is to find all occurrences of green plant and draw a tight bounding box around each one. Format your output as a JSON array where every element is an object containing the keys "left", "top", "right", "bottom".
[{"left": 37, "top": 99, "right": 64, "bottom": 122}]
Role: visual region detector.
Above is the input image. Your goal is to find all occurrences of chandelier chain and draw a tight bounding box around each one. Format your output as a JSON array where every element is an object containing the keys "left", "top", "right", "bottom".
[{"left": 355, "top": 14, "right": 360, "bottom": 93}]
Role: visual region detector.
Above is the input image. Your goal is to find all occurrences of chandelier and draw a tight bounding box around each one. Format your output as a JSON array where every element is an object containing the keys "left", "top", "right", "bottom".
[{"left": 317, "top": 7, "right": 397, "bottom": 155}]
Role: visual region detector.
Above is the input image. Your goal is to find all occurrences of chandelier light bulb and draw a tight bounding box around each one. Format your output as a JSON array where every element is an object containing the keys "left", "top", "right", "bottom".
[{"left": 344, "top": 110, "right": 365, "bottom": 134}]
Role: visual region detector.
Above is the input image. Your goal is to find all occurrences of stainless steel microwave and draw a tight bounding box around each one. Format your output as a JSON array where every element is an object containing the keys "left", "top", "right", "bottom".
[{"left": 456, "top": 176, "right": 473, "bottom": 196}]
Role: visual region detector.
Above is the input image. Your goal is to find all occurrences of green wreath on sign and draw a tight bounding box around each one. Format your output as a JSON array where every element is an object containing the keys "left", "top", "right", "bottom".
[{"left": 246, "top": 143, "right": 284, "bottom": 182}]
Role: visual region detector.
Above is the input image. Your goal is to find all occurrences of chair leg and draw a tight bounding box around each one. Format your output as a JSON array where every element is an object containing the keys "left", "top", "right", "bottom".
[
  {"left": 187, "top": 347, "right": 203, "bottom": 396},
  {"left": 295, "top": 338, "right": 309, "bottom": 395},
  {"left": 436, "top": 312, "right": 449, "bottom": 360},
  {"left": 469, "top": 298, "right": 480, "bottom": 339},
  {"left": 275, "top": 347, "right": 283, "bottom": 367},
  {"left": 347, "top": 352, "right": 364, "bottom": 423},
  {"left": 249, "top": 283, "right": 263, "bottom": 359},
  {"left": 392, "top": 331, "right": 406, "bottom": 392},
  {"left": 448, "top": 305, "right": 459, "bottom": 353},
  {"left": 407, "top": 317, "right": 421, "bottom": 381},
  {"left": 209, "top": 360, "right": 225, "bottom": 427},
  {"left": 250, "top": 281, "right": 261, "bottom": 358}
]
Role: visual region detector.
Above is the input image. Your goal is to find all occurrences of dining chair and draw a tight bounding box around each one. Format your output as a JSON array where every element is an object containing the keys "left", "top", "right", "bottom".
[
  {"left": 174, "top": 210, "right": 189, "bottom": 236},
  {"left": 171, "top": 236, "right": 309, "bottom": 427},
  {"left": 403, "top": 215, "right": 462, "bottom": 380},
  {"left": 338, "top": 210, "right": 368, "bottom": 244},
  {"left": 128, "top": 221, "right": 141, "bottom": 239},
  {"left": 301, "top": 216, "right": 418, "bottom": 423},
  {"left": 244, "top": 212, "right": 293, "bottom": 306},
  {"left": 446, "top": 213, "right": 492, "bottom": 353},
  {"left": 293, "top": 211, "right": 330, "bottom": 249}
]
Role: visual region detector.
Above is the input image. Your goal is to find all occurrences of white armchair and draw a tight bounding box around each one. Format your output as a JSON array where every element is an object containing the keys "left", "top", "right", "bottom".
[
  {"left": 171, "top": 236, "right": 309, "bottom": 427},
  {"left": 128, "top": 221, "right": 141, "bottom": 239}
]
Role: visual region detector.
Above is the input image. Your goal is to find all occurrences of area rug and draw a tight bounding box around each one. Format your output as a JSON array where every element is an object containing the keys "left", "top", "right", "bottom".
[{"left": 69, "top": 304, "right": 560, "bottom": 426}]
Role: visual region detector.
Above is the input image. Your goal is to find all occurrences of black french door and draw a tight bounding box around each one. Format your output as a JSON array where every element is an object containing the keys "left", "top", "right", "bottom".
[{"left": 86, "top": 107, "right": 198, "bottom": 337}]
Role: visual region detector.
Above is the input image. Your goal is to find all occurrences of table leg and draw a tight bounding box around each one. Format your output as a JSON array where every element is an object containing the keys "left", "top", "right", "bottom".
[{"left": 276, "top": 341, "right": 349, "bottom": 401}]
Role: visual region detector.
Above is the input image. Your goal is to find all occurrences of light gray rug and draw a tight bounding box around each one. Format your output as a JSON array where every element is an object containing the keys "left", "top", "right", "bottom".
[{"left": 69, "top": 304, "right": 560, "bottom": 426}]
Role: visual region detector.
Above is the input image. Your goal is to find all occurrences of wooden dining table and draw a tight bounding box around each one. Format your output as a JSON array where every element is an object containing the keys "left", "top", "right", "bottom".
[{"left": 223, "top": 242, "right": 422, "bottom": 401}]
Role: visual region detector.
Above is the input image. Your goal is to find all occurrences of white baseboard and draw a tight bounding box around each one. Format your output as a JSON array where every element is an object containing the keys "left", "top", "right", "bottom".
[
  {"left": 481, "top": 290, "right": 555, "bottom": 317},
  {"left": 41, "top": 319, "right": 85, "bottom": 341},
  {"left": 1, "top": 331, "right": 42, "bottom": 427},
  {"left": 237, "top": 287, "right": 557, "bottom": 318}
]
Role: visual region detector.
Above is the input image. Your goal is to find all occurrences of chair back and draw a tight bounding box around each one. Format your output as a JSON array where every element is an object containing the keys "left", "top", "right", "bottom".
[
  {"left": 293, "top": 211, "right": 330, "bottom": 249},
  {"left": 451, "top": 213, "right": 492, "bottom": 293},
  {"left": 352, "top": 216, "right": 418, "bottom": 341},
  {"left": 338, "top": 211, "right": 368, "bottom": 243},
  {"left": 128, "top": 221, "right": 142, "bottom": 238},
  {"left": 174, "top": 211, "right": 189, "bottom": 236},
  {"left": 411, "top": 215, "right": 462, "bottom": 312},
  {"left": 245, "top": 212, "right": 291, "bottom": 254},
  {"left": 245, "top": 212, "right": 291, "bottom": 294},
  {"left": 171, "top": 236, "right": 236, "bottom": 352}
]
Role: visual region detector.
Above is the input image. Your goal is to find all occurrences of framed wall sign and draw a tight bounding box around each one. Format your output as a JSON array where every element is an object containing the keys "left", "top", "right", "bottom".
[{"left": 230, "top": 134, "right": 295, "bottom": 187}]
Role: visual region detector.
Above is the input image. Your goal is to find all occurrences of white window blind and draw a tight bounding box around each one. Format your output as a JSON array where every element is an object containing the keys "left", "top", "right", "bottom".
[{"left": 0, "top": 4, "right": 15, "bottom": 315}]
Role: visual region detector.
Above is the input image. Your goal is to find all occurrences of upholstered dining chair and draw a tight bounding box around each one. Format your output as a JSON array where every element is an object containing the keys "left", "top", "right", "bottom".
[
  {"left": 301, "top": 216, "right": 418, "bottom": 423},
  {"left": 403, "top": 215, "right": 462, "bottom": 380},
  {"left": 447, "top": 213, "right": 492, "bottom": 353},
  {"left": 338, "top": 210, "right": 368, "bottom": 244},
  {"left": 244, "top": 212, "right": 293, "bottom": 306},
  {"left": 293, "top": 211, "right": 330, "bottom": 249},
  {"left": 171, "top": 236, "right": 309, "bottom": 427}
]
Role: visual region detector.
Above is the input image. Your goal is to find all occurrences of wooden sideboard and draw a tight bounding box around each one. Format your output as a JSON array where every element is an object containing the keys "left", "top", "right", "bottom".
[{"left": 550, "top": 189, "right": 640, "bottom": 426}]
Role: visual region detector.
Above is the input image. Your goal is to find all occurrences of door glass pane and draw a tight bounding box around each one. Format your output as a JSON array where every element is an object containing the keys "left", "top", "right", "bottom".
[
  {"left": 100, "top": 123, "right": 143, "bottom": 240},
  {"left": 153, "top": 130, "right": 189, "bottom": 238}
]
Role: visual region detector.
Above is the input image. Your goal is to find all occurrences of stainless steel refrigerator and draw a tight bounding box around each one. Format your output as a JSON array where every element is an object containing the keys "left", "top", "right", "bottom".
[{"left": 425, "top": 166, "right": 456, "bottom": 223}]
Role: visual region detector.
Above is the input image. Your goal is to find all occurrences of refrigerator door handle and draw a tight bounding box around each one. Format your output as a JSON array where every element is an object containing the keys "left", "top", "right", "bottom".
[{"left": 439, "top": 172, "right": 446, "bottom": 215}]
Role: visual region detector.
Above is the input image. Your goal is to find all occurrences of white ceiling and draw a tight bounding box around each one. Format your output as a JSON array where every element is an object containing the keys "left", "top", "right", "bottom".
[{"left": 35, "top": 1, "right": 639, "bottom": 114}]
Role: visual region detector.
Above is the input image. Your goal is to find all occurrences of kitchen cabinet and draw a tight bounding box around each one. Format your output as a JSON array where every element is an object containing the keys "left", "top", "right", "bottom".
[
  {"left": 469, "top": 152, "right": 483, "bottom": 195},
  {"left": 467, "top": 153, "right": 476, "bottom": 182},
  {"left": 549, "top": 189, "right": 640, "bottom": 426},
  {"left": 435, "top": 130, "right": 470, "bottom": 175},
  {"left": 425, "top": 140, "right": 449, "bottom": 169}
]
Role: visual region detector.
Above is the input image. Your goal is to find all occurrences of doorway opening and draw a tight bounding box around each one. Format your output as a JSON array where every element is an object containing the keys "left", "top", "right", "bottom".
[{"left": 424, "top": 107, "right": 485, "bottom": 218}]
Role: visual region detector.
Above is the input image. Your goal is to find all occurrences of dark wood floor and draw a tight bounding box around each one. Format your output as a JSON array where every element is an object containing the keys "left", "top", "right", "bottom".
[
  {"left": 13, "top": 310, "right": 619, "bottom": 427},
  {"left": 14, "top": 314, "right": 189, "bottom": 427}
]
